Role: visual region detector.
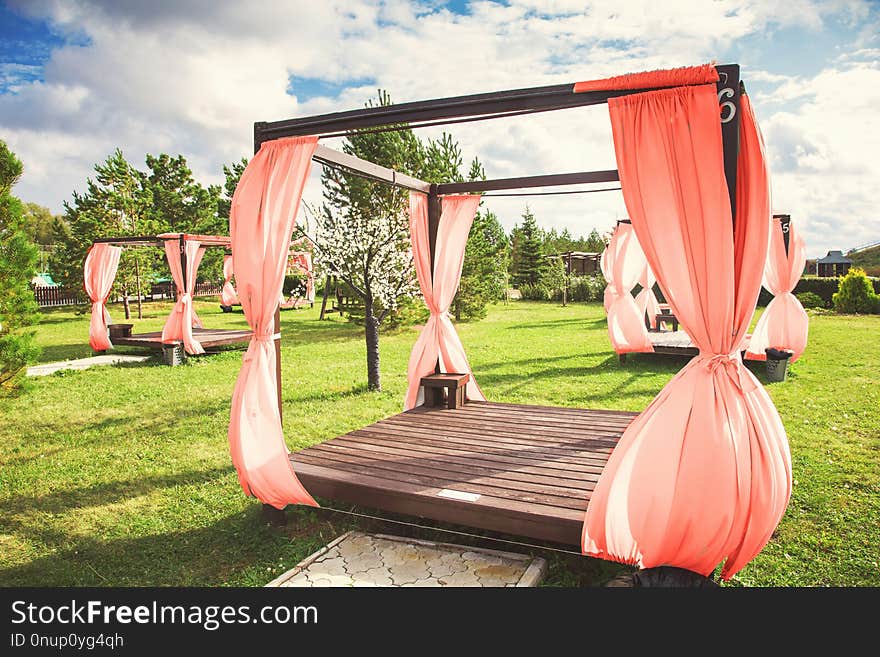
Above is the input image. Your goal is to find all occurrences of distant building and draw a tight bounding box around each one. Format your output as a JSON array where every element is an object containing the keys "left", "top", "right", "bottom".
[
  {"left": 30, "top": 272, "right": 58, "bottom": 288},
  {"left": 546, "top": 251, "right": 601, "bottom": 276},
  {"left": 816, "top": 250, "right": 852, "bottom": 277}
]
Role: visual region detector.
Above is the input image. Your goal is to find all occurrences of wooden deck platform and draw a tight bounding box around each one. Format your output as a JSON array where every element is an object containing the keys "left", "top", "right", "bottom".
[
  {"left": 648, "top": 330, "right": 698, "bottom": 357},
  {"left": 291, "top": 401, "right": 637, "bottom": 545},
  {"left": 111, "top": 327, "right": 252, "bottom": 350}
]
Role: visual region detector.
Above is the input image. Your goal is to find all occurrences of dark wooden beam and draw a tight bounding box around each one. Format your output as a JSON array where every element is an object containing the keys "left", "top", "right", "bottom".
[
  {"left": 258, "top": 69, "right": 738, "bottom": 141},
  {"left": 428, "top": 186, "right": 441, "bottom": 376},
  {"left": 314, "top": 144, "right": 430, "bottom": 193},
  {"left": 775, "top": 213, "right": 791, "bottom": 255},
  {"left": 261, "top": 82, "right": 590, "bottom": 139},
  {"left": 716, "top": 64, "right": 741, "bottom": 221},
  {"left": 436, "top": 170, "right": 619, "bottom": 195}
]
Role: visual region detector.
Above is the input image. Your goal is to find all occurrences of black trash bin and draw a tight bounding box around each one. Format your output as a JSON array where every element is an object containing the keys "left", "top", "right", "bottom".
[{"left": 765, "top": 348, "right": 793, "bottom": 382}]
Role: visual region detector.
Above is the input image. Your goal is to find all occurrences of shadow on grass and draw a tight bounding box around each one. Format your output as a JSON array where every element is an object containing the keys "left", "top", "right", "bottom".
[
  {"left": 505, "top": 318, "right": 597, "bottom": 330},
  {"left": 0, "top": 503, "right": 341, "bottom": 586},
  {"left": 1, "top": 466, "right": 232, "bottom": 518}
]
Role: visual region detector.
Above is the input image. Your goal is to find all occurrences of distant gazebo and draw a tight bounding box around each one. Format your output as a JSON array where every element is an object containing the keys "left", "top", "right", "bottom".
[
  {"left": 816, "top": 250, "right": 852, "bottom": 277},
  {"left": 547, "top": 251, "right": 601, "bottom": 276}
]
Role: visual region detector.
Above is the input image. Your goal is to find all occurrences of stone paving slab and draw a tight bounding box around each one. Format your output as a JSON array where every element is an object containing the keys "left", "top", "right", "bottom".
[
  {"left": 27, "top": 354, "right": 151, "bottom": 376},
  {"left": 266, "top": 532, "right": 547, "bottom": 588}
]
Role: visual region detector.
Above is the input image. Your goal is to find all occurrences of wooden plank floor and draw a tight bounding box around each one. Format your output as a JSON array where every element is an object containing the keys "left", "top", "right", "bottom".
[
  {"left": 648, "top": 330, "right": 699, "bottom": 357},
  {"left": 291, "top": 401, "right": 637, "bottom": 545},
  {"left": 112, "top": 327, "right": 252, "bottom": 350}
]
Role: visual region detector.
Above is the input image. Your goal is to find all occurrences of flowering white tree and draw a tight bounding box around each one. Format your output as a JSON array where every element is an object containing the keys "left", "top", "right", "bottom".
[{"left": 303, "top": 194, "right": 417, "bottom": 390}]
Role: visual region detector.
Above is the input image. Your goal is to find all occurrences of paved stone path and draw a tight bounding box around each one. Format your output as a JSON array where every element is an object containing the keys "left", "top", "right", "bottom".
[
  {"left": 27, "top": 354, "right": 150, "bottom": 377},
  {"left": 267, "top": 532, "right": 546, "bottom": 588}
]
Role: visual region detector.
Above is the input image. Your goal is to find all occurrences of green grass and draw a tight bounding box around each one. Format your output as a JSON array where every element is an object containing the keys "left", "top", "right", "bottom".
[{"left": 0, "top": 300, "right": 877, "bottom": 586}]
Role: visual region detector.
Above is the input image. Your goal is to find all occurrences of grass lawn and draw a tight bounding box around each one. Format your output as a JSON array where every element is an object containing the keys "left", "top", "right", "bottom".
[{"left": 0, "top": 299, "right": 877, "bottom": 586}]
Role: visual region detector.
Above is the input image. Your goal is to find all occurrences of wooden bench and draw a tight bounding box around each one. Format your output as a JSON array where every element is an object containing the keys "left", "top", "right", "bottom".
[
  {"left": 420, "top": 373, "right": 470, "bottom": 410},
  {"left": 655, "top": 311, "right": 679, "bottom": 332}
]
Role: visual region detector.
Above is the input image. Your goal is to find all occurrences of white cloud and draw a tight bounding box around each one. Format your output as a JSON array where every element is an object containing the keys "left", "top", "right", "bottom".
[{"left": 0, "top": 0, "right": 877, "bottom": 256}]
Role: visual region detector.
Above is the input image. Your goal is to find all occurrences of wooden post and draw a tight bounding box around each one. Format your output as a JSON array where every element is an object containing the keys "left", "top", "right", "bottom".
[
  {"left": 428, "top": 186, "right": 442, "bottom": 376},
  {"left": 319, "top": 274, "right": 332, "bottom": 320},
  {"left": 178, "top": 234, "right": 187, "bottom": 300},
  {"left": 715, "top": 64, "right": 741, "bottom": 224}
]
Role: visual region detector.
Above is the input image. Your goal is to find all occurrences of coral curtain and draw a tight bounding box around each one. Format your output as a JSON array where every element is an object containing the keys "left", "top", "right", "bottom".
[
  {"left": 161, "top": 239, "right": 206, "bottom": 355},
  {"left": 583, "top": 85, "right": 791, "bottom": 580},
  {"left": 601, "top": 222, "right": 653, "bottom": 354},
  {"left": 289, "top": 251, "right": 315, "bottom": 301},
  {"left": 404, "top": 193, "right": 485, "bottom": 410},
  {"left": 228, "top": 135, "right": 318, "bottom": 509},
  {"left": 746, "top": 221, "right": 808, "bottom": 362},
  {"left": 221, "top": 255, "right": 239, "bottom": 306},
  {"left": 635, "top": 262, "right": 662, "bottom": 330},
  {"left": 83, "top": 243, "right": 122, "bottom": 351},
  {"left": 573, "top": 63, "right": 718, "bottom": 93}
]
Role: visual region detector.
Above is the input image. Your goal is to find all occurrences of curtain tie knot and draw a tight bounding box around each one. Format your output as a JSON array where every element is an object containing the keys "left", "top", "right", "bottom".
[
  {"left": 701, "top": 353, "right": 757, "bottom": 393},
  {"left": 253, "top": 332, "right": 281, "bottom": 343},
  {"left": 177, "top": 292, "right": 192, "bottom": 311}
]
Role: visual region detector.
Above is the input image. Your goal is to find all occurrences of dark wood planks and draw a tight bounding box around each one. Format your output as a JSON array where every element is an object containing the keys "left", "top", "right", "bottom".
[
  {"left": 111, "top": 328, "right": 252, "bottom": 350},
  {"left": 291, "top": 401, "right": 637, "bottom": 545}
]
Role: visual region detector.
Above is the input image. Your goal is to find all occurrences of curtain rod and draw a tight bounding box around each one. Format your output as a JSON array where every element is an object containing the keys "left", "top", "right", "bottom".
[{"left": 474, "top": 186, "right": 622, "bottom": 198}]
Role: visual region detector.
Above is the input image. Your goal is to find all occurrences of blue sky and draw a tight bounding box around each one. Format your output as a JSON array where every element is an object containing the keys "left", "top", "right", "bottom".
[{"left": 1, "top": 0, "right": 878, "bottom": 256}]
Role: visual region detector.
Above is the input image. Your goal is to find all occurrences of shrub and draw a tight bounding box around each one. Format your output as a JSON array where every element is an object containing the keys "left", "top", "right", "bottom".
[
  {"left": 832, "top": 268, "right": 879, "bottom": 314},
  {"left": 568, "top": 274, "right": 606, "bottom": 302},
  {"left": 519, "top": 283, "right": 550, "bottom": 301},
  {"left": 796, "top": 291, "right": 826, "bottom": 309},
  {"left": 283, "top": 272, "right": 307, "bottom": 298}
]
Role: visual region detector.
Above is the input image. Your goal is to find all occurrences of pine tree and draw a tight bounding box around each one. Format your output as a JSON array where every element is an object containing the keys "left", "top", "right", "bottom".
[
  {"left": 53, "top": 149, "right": 156, "bottom": 319},
  {"left": 52, "top": 150, "right": 222, "bottom": 318},
  {"left": 513, "top": 206, "right": 546, "bottom": 286},
  {"left": 454, "top": 208, "right": 510, "bottom": 320},
  {"left": 585, "top": 228, "right": 606, "bottom": 252},
  {"left": 0, "top": 141, "right": 40, "bottom": 391},
  {"left": 142, "top": 154, "right": 224, "bottom": 282}
]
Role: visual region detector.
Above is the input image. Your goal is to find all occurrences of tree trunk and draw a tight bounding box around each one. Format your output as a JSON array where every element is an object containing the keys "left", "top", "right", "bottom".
[
  {"left": 134, "top": 257, "right": 143, "bottom": 319},
  {"left": 122, "top": 287, "right": 130, "bottom": 320},
  {"left": 454, "top": 298, "right": 461, "bottom": 322},
  {"left": 364, "top": 295, "right": 381, "bottom": 391}
]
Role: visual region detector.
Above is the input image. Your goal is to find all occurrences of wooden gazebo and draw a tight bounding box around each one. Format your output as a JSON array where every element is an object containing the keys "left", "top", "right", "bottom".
[{"left": 251, "top": 65, "right": 746, "bottom": 544}]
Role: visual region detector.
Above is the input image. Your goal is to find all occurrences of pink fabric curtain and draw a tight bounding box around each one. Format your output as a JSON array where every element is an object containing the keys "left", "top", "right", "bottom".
[
  {"left": 221, "top": 255, "right": 239, "bottom": 306},
  {"left": 601, "top": 222, "right": 653, "bottom": 354},
  {"left": 746, "top": 221, "right": 808, "bottom": 362},
  {"left": 289, "top": 252, "right": 315, "bottom": 301},
  {"left": 635, "top": 263, "right": 662, "bottom": 330},
  {"left": 405, "top": 193, "right": 485, "bottom": 410},
  {"left": 161, "top": 239, "right": 206, "bottom": 355},
  {"left": 228, "top": 135, "right": 318, "bottom": 509},
  {"left": 574, "top": 63, "right": 718, "bottom": 93},
  {"left": 583, "top": 86, "right": 791, "bottom": 580},
  {"left": 83, "top": 243, "right": 122, "bottom": 351}
]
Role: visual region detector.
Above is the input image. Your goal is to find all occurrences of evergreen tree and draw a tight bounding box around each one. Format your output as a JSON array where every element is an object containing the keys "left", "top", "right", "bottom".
[
  {"left": 455, "top": 208, "right": 509, "bottom": 320},
  {"left": 142, "top": 154, "right": 224, "bottom": 282},
  {"left": 218, "top": 158, "right": 248, "bottom": 222},
  {"left": 513, "top": 206, "right": 546, "bottom": 286},
  {"left": 52, "top": 150, "right": 223, "bottom": 317},
  {"left": 0, "top": 141, "right": 40, "bottom": 391},
  {"left": 585, "top": 228, "right": 606, "bottom": 252},
  {"left": 53, "top": 149, "right": 156, "bottom": 319}
]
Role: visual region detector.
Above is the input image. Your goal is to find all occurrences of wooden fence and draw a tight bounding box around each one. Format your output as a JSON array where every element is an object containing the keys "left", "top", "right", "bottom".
[{"left": 33, "top": 282, "right": 224, "bottom": 308}]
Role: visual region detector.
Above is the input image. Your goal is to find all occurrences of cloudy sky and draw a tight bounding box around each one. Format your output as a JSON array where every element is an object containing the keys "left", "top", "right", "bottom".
[{"left": 1, "top": 0, "right": 878, "bottom": 257}]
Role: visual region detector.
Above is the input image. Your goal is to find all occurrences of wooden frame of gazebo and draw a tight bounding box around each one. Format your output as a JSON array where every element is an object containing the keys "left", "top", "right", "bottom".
[
  {"left": 252, "top": 65, "right": 747, "bottom": 545},
  {"left": 90, "top": 233, "right": 251, "bottom": 363}
]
